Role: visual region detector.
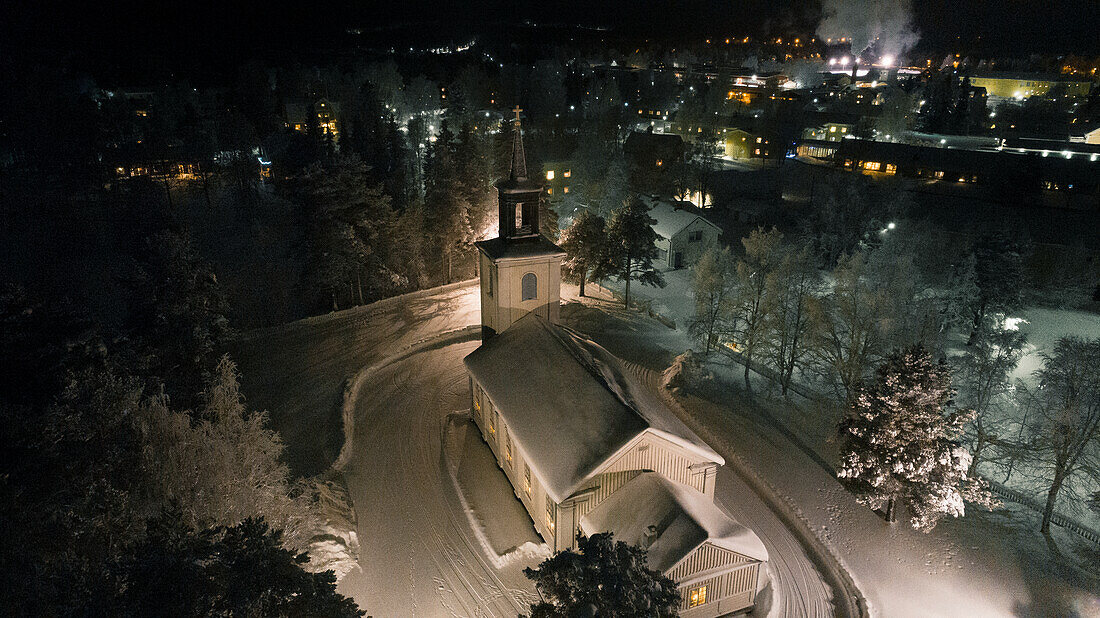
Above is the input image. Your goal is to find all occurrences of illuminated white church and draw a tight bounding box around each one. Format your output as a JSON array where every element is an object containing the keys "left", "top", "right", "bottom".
[{"left": 462, "top": 113, "right": 768, "bottom": 616}]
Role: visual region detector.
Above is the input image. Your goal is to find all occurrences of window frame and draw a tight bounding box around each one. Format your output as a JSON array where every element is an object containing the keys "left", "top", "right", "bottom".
[
  {"left": 521, "top": 272, "right": 538, "bottom": 301},
  {"left": 688, "top": 585, "right": 708, "bottom": 607}
]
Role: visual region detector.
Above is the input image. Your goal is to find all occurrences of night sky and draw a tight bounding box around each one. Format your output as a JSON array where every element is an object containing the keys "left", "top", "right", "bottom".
[{"left": 2, "top": 0, "right": 1099, "bottom": 82}]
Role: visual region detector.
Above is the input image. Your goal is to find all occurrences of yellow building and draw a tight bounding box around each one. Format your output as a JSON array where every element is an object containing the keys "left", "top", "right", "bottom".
[{"left": 968, "top": 73, "right": 1093, "bottom": 99}]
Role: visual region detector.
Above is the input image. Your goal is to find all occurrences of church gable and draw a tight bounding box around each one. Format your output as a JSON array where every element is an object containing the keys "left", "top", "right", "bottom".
[
  {"left": 597, "top": 431, "right": 719, "bottom": 495},
  {"left": 666, "top": 541, "right": 756, "bottom": 582}
]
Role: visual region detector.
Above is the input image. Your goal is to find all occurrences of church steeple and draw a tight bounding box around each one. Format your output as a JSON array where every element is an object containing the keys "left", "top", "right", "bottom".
[
  {"left": 495, "top": 107, "right": 543, "bottom": 239},
  {"left": 508, "top": 106, "right": 528, "bottom": 181},
  {"left": 475, "top": 105, "right": 566, "bottom": 339}
]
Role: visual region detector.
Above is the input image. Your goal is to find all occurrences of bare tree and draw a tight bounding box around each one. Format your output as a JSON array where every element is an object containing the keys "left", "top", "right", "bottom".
[
  {"left": 729, "top": 228, "right": 783, "bottom": 390},
  {"left": 762, "top": 241, "right": 824, "bottom": 396},
  {"left": 952, "top": 316, "right": 1027, "bottom": 476},
  {"left": 689, "top": 246, "right": 734, "bottom": 356},
  {"left": 1017, "top": 336, "right": 1100, "bottom": 534},
  {"left": 814, "top": 253, "right": 893, "bottom": 403}
]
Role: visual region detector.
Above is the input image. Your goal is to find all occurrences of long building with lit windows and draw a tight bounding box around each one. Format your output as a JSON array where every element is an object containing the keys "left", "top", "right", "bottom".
[
  {"left": 802, "top": 138, "right": 1100, "bottom": 204},
  {"left": 967, "top": 72, "right": 1093, "bottom": 101}
]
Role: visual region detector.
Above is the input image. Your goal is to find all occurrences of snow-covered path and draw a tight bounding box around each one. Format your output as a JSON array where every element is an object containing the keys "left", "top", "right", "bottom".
[
  {"left": 337, "top": 340, "right": 539, "bottom": 617},
  {"left": 615, "top": 358, "right": 839, "bottom": 617},
  {"left": 231, "top": 281, "right": 847, "bottom": 617},
  {"left": 231, "top": 282, "right": 481, "bottom": 477}
]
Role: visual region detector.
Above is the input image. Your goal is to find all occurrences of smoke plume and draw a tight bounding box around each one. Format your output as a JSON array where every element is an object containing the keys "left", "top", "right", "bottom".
[{"left": 816, "top": 0, "right": 920, "bottom": 57}]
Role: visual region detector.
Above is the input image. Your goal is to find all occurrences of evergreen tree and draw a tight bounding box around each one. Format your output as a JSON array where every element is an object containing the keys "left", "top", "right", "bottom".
[
  {"left": 116, "top": 513, "right": 363, "bottom": 618},
  {"left": 559, "top": 210, "right": 607, "bottom": 297},
  {"left": 838, "top": 345, "right": 994, "bottom": 530},
  {"left": 522, "top": 532, "right": 679, "bottom": 618},
  {"left": 969, "top": 231, "right": 1026, "bottom": 343},
  {"left": 294, "top": 158, "right": 401, "bottom": 310},
  {"left": 125, "top": 230, "right": 231, "bottom": 411},
  {"left": 424, "top": 121, "right": 475, "bottom": 284},
  {"left": 595, "top": 198, "right": 665, "bottom": 308}
]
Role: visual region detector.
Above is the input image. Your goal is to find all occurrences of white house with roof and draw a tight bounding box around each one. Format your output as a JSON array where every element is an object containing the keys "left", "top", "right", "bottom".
[
  {"left": 463, "top": 114, "right": 766, "bottom": 617},
  {"left": 644, "top": 197, "right": 723, "bottom": 269}
]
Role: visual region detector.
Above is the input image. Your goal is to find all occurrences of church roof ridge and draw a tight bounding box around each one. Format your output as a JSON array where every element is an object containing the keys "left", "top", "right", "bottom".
[{"left": 463, "top": 313, "right": 721, "bottom": 503}]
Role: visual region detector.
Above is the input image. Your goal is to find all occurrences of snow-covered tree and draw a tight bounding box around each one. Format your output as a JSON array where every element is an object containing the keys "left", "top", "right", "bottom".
[
  {"left": 559, "top": 210, "right": 607, "bottom": 298},
  {"left": 969, "top": 231, "right": 1026, "bottom": 343},
  {"left": 729, "top": 227, "right": 782, "bottom": 389},
  {"left": 762, "top": 241, "right": 824, "bottom": 396},
  {"left": 124, "top": 230, "right": 231, "bottom": 412},
  {"left": 522, "top": 532, "right": 680, "bottom": 618},
  {"left": 139, "top": 356, "right": 322, "bottom": 555},
  {"left": 814, "top": 253, "right": 892, "bottom": 403},
  {"left": 952, "top": 316, "right": 1027, "bottom": 476},
  {"left": 1017, "top": 336, "right": 1100, "bottom": 534},
  {"left": 838, "top": 345, "right": 995, "bottom": 530},
  {"left": 689, "top": 246, "right": 734, "bottom": 355},
  {"left": 595, "top": 198, "right": 665, "bottom": 308}
]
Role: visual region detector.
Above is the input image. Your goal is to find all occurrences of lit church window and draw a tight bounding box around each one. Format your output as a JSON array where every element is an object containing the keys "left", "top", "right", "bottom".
[{"left": 521, "top": 273, "right": 537, "bottom": 301}]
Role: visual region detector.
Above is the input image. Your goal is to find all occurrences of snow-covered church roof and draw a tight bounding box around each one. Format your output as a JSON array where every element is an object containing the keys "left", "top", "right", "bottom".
[
  {"left": 463, "top": 313, "right": 722, "bottom": 503},
  {"left": 581, "top": 472, "right": 769, "bottom": 572}
]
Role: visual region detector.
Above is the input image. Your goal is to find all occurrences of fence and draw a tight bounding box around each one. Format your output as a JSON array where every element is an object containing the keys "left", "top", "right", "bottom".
[{"left": 985, "top": 480, "right": 1100, "bottom": 546}]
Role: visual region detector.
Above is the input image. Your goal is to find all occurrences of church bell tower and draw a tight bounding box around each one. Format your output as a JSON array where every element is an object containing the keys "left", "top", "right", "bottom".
[{"left": 475, "top": 107, "right": 566, "bottom": 339}]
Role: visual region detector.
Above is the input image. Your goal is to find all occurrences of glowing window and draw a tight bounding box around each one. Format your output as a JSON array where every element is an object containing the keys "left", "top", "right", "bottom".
[
  {"left": 521, "top": 273, "right": 537, "bottom": 301},
  {"left": 524, "top": 463, "right": 532, "bottom": 497},
  {"left": 689, "top": 586, "right": 707, "bottom": 607},
  {"left": 490, "top": 409, "right": 498, "bottom": 434},
  {"left": 546, "top": 500, "right": 555, "bottom": 532},
  {"left": 841, "top": 127, "right": 848, "bottom": 133},
  {"left": 547, "top": 187, "right": 553, "bottom": 195},
  {"left": 546, "top": 170, "right": 555, "bottom": 180},
  {"left": 885, "top": 164, "right": 897, "bottom": 175},
  {"left": 655, "top": 159, "right": 663, "bottom": 167},
  {"left": 563, "top": 186, "right": 569, "bottom": 194},
  {"left": 756, "top": 137, "right": 763, "bottom": 143},
  {"left": 829, "top": 126, "right": 836, "bottom": 133},
  {"left": 563, "top": 169, "right": 571, "bottom": 178}
]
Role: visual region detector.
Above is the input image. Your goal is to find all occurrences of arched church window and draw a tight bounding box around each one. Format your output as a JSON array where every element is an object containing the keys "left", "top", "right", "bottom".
[{"left": 521, "top": 272, "right": 537, "bottom": 301}]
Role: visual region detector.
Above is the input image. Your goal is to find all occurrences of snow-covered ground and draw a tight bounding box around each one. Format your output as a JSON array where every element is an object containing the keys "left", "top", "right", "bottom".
[
  {"left": 231, "top": 281, "right": 481, "bottom": 477},
  {"left": 586, "top": 273, "right": 1100, "bottom": 617},
  {"left": 232, "top": 276, "right": 1099, "bottom": 618},
  {"left": 1010, "top": 307, "right": 1100, "bottom": 383}
]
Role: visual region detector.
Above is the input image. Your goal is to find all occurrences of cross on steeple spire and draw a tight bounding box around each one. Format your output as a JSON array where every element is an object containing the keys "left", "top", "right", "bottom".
[{"left": 509, "top": 106, "right": 528, "bottom": 181}]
